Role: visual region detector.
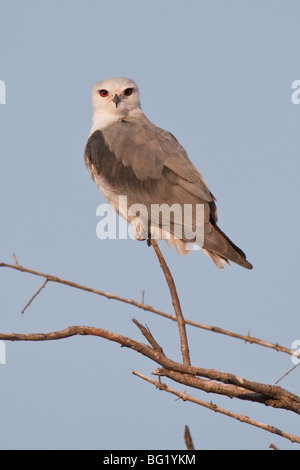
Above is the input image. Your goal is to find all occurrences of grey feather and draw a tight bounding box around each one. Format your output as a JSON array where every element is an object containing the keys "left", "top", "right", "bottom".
[{"left": 85, "top": 114, "right": 252, "bottom": 270}]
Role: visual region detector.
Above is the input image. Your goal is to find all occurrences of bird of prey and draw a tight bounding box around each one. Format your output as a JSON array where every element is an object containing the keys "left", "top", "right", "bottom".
[{"left": 85, "top": 77, "right": 252, "bottom": 270}]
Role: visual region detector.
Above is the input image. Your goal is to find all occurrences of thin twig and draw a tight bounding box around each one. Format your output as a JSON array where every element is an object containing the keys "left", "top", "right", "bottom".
[
  {"left": 269, "top": 443, "right": 280, "bottom": 450},
  {"left": 21, "top": 279, "right": 49, "bottom": 314},
  {"left": 275, "top": 362, "right": 300, "bottom": 385},
  {"left": 132, "top": 371, "right": 300, "bottom": 445},
  {"left": 184, "top": 425, "right": 195, "bottom": 450},
  {"left": 149, "top": 240, "right": 191, "bottom": 366},
  {"left": 13, "top": 253, "right": 19, "bottom": 266},
  {"left": 132, "top": 318, "right": 164, "bottom": 353}
]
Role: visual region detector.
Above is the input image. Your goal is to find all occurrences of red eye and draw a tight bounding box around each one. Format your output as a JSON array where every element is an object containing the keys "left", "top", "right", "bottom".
[
  {"left": 124, "top": 88, "right": 133, "bottom": 96},
  {"left": 99, "top": 89, "right": 108, "bottom": 97}
]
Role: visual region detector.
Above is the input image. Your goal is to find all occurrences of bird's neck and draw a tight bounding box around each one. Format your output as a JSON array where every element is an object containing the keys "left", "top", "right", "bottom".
[{"left": 90, "top": 108, "right": 144, "bottom": 136}]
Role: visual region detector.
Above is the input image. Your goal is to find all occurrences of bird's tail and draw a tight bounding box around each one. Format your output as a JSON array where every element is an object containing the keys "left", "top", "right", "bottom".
[
  {"left": 151, "top": 221, "right": 252, "bottom": 270},
  {"left": 202, "top": 224, "right": 253, "bottom": 270}
]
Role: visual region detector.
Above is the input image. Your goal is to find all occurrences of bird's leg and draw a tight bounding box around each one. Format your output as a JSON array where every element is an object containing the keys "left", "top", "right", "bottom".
[
  {"left": 132, "top": 219, "right": 148, "bottom": 241},
  {"left": 147, "top": 232, "right": 152, "bottom": 247}
]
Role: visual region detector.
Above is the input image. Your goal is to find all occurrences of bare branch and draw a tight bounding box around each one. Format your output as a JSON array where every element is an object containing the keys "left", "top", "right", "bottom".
[
  {"left": 183, "top": 322, "right": 300, "bottom": 360},
  {"left": 269, "top": 443, "right": 280, "bottom": 450},
  {"left": 2, "top": 256, "right": 299, "bottom": 448},
  {"left": 21, "top": 279, "right": 48, "bottom": 314},
  {"left": 275, "top": 362, "right": 300, "bottom": 385},
  {"left": 1, "top": 261, "right": 298, "bottom": 361},
  {"left": 2, "top": 256, "right": 300, "bottom": 446},
  {"left": 132, "top": 318, "right": 164, "bottom": 353},
  {"left": 13, "top": 253, "right": 19, "bottom": 266},
  {"left": 0, "top": 261, "right": 171, "bottom": 319},
  {"left": 133, "top": 371, "right": 300, "bottom": 445},
  {"left": 155, "top": 368, "right": 269, "bottom": 405},
  {"left": 149, "top": 239, "right": 190, "bottom": 366},
  {"left": 184, "top": 425, "right": 195, "bottom": 450},
  {"left": 0, "top": 325, "right": 150, "bottom": 351},
  {"left": 1, "top": 324, "right": 299, "bottom": 414}
]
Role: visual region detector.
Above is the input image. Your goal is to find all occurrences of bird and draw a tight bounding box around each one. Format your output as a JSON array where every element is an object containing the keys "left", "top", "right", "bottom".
[{"left": 84, "top": 77, "right": 252, "bottom": 270}]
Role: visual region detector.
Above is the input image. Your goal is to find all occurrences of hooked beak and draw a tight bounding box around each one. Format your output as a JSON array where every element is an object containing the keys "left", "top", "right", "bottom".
[{"left": 112, "top": 93, "right": 121, "bottom": 108}]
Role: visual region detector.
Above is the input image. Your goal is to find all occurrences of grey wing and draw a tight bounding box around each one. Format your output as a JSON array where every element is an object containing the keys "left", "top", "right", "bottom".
[
  {"left": 85, "top": 117, "right": 216, "bottom": 205},
  {"left": 106, "top": 119, "right": 214, "bottom": 195},
  {"left": 84, "top": 118, "right": 252, "bottom": 269}
]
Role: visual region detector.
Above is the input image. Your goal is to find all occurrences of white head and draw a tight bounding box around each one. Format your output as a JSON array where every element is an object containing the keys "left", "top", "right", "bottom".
[{"left": 90, "top": 77, "right": 142, "bottom": 132}]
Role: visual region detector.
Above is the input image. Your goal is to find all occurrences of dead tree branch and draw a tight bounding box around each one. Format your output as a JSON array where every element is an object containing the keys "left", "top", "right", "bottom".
[
  {"left": 132, "top": 371, "right": 300, "bottom": 445},
  {"left": 1, "top": 255, "right": 300, "bottom": 446},
  {"left": 1, "top": 323, "right": 300, "bottom": 416},
  {"left": 184, "top": 425, "right": 195, "bottom": 451},
  {"left": 149, "top": 239, "right": 190, "bottom": 366},
  {"left": 0, "top": 261, "right": 298, "bottom": 361},
  {"left": 21, "top": 279, "right": 48, "bottom": 314}
]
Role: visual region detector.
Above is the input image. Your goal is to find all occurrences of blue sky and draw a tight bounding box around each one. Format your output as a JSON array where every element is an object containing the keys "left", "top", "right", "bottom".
[{"left": 0, "top": 0, "right": 300, "bottom": 450}]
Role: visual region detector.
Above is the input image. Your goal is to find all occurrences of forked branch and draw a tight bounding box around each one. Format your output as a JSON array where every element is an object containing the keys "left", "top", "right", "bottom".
[{"left": 150, "top": 239, "right": 190, "bottom": 366}]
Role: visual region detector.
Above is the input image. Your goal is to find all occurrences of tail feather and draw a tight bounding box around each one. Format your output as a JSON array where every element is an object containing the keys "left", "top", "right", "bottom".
[
  {"left": 202, "top": 224, "right": 253, "bottom": 270},
  {"left": 150, "top": 219, "right": 252, "bottom": 270},
  {"left": 202, "top": 249, "right": 230, "bottom": 270}
]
